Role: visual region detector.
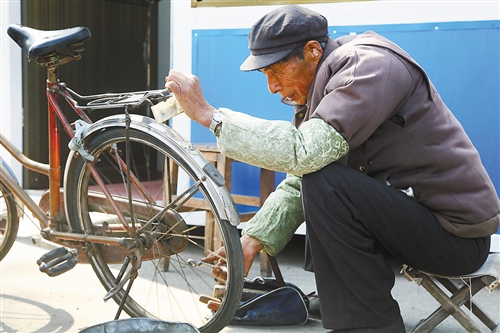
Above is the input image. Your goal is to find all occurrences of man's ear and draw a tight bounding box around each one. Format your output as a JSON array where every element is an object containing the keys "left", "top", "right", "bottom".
[{"left": 304, "top": 41, "right": 323, "bottom": 61}]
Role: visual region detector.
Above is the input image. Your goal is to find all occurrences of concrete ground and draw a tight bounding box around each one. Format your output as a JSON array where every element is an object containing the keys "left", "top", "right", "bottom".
[{"left": 1, "top": 191, "right": 498, "bottom": 333}]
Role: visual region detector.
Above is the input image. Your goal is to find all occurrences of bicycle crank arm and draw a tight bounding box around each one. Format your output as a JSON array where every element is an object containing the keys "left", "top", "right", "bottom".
[
  {"left": 32, "top": 234, "right": 68, "bottom": 250},
  {"left": 187, "top": 259, "right": 265, "bottom": 285}
]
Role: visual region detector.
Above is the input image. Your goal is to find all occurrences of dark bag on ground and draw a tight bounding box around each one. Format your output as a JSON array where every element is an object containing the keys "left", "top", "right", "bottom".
[{"left": 230, "top": 278, "right": 309, "bottom": 326}]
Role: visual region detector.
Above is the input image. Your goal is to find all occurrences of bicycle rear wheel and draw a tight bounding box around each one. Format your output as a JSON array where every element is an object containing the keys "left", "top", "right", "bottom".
[
  {"left": 0, "top": 181, "right": 19, "bottom": 261},
  {"left": 64, "top": 124, "right": 243, "bottom": 332}
]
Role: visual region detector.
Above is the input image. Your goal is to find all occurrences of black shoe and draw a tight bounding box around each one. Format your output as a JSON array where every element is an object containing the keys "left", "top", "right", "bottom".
[{"left": 308, "top": 294, "right": 321, "bottom": 319}]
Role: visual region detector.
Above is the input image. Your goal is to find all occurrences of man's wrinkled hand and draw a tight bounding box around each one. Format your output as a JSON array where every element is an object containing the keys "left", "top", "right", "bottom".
[
  {"left": 201, "top": 235, "right": 265, "bottom": 281},
  {"left": 202, "top": 247, "right": 228, "bottom": 282},
  {"left": 165, "top": 70, "right": 217, "bottom": 128}
]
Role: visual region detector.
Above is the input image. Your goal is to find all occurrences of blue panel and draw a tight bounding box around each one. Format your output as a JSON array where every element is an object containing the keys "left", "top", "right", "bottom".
[
  {"left": 192, "top": 21, "right": 500, "bottom": 222},
  {"left": 192, "top": 29, "right": 289, "bottom": 212},
  {"left": 192, "top": 29, "right": 292, "bottom": 142}
]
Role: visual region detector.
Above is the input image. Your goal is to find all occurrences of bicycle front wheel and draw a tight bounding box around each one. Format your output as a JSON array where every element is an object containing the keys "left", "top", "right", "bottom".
[
  {"left": 64, "top": 122, "right": 243, "bottom": 332},
  {"left": 0, "top": 181, "right": 19, "bottom": 261}
]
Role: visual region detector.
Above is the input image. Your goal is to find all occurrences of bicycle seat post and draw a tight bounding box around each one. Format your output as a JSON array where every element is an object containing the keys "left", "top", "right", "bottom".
[
  {"left": 36, "top": 45, "right": 87, "bottom": 230},
  {"left": 36, "top": 44, "right": 85, "bottom": 228},
  {"left": 43, "top": 54, "right": 62, "bottom": 229}
]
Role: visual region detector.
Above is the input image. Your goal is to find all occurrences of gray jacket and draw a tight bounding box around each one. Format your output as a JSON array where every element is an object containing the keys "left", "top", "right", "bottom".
[{"left": 294, "top": 31, "right": 499, "bottom": 238}]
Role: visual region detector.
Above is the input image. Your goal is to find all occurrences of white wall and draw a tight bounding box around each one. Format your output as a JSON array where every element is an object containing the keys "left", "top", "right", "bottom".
[
  {"left": 171, "top": 0, "right": 500, "bottom": 71},
  {"left": 1, "top": 0, "right": 22, "bottom": 181}
]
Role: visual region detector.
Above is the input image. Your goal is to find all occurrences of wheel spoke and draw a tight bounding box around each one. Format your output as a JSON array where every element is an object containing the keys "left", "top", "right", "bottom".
[{"left": 64, "top": 126, "right": 243, "bottom": 332}]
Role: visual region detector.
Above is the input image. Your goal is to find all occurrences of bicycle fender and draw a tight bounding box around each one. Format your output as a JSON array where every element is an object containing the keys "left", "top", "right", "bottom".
[{"left": 67, "top": 114, "right": 240, "bottom": 227}]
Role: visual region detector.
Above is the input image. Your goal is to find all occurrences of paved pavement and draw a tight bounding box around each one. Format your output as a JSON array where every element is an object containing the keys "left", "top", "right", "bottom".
[{"left": 1, "top": 191, "right": 498, "bottom": 333}]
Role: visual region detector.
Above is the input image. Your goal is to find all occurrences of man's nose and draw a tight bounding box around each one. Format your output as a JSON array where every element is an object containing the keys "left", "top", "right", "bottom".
[{"left": 267, "top": 76, "right": 282, "bottom": 94}]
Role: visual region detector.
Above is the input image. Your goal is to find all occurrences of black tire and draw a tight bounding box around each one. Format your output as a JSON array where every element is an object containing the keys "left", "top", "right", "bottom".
[
  {"left": 64, "top": 126, "right": 243, "bottom": 332},
  {"left": 0, "top": 181, "right": 19, "bottom": 261}
]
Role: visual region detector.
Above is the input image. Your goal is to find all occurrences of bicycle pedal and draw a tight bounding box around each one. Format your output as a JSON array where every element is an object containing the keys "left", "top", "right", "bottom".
[
  {"left": 212, "top": 284, "right": 226, "bottom": 299},
  {"left": 199, "top": 294, "right": 220, "bottom": 304},
  {"left": 37, "top": 247, "right": 78, "bottom": 277},
  {"left": 207, "top": 300, "right": 221, "bottom": 311}
]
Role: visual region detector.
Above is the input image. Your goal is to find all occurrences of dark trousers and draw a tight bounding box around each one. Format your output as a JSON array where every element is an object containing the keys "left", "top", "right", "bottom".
[{"left": 302, "top": 162, "right": 490, "bottom": 332}]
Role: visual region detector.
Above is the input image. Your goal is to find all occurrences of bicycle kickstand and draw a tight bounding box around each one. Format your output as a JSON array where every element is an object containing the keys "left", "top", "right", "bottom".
[{"left": 102, "top": 248, "right": 142, "bottom": 319}]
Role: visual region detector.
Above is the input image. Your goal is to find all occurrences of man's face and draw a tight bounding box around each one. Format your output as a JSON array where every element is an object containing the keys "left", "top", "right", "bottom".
[{"left": 259, "top": 54, "right": 317, "bottom": 106}]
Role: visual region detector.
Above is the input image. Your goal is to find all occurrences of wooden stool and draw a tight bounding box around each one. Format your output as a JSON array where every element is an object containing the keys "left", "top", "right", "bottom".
[
  {"left": 164, "top": 144, "right": 275, "bottom": 276},
  {"left": 402, "top": 252, "right": 500, "bottom": 332}
]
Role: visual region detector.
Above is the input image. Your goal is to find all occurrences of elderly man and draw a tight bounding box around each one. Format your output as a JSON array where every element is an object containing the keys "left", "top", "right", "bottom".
[{"left": 166, "top": 5, "right": 499, "bottom": 332}]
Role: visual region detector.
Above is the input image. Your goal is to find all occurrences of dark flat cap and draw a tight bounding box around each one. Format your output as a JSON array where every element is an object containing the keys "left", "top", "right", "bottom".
[{"left": 240, "top": 5, "right": 328, "bottom": 71}]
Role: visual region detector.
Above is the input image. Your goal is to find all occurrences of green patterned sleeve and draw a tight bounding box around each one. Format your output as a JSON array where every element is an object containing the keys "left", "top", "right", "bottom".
[
  {"left": 216, "top": 108, "right": 349, "bottom": 175},
  {"left": 242, "top": 174, "right": 304, "bottom": 256},
  {"left": 215, "top": 108, "right": 349, "bottom": 255}
]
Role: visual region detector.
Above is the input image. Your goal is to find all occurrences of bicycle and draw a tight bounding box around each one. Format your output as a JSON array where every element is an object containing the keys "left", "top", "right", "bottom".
[{"left": 0, "top": 24, "right": 244, "bottom": 333}]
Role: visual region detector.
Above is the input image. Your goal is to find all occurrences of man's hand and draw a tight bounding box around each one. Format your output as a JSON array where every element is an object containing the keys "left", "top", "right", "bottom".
[
  {"left": 165, "top": 70, "right": 217, "bottom": 128},
  {"left": 202, "top": 235, "right": 264, "bottom": 279}
]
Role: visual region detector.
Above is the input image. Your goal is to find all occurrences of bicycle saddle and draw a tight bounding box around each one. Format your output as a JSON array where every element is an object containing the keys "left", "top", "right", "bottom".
[{"left": 7, "top": 24, "right": 91, "bottom": 61}]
